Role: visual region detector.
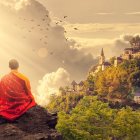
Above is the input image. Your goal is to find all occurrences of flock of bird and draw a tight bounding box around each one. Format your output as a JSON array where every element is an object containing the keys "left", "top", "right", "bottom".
[{"left": 15, "top": 14, "right": 79, "bottom": 57}]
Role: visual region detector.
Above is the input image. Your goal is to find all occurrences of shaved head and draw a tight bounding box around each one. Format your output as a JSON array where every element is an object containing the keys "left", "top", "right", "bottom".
[{"left": 9, "top": 59, "right": 19, "bottom": 70}]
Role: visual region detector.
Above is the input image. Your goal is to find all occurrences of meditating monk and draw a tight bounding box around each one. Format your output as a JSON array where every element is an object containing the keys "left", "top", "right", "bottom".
[{"left": 0, "top": 59, "right": 36, "bottom": 121}]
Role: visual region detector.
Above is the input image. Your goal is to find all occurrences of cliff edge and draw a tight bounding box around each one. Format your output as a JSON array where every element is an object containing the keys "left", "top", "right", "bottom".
[{"left": 0, "top": 105, "right": 62, "bottom": 140}]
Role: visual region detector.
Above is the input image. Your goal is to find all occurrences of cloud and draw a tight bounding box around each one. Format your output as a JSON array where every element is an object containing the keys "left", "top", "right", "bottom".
[
  {"left": 15, "top": 0, "right": 31, "bottom": 10},
  {"left": 71, "top": 37, "right": 113, "bottom": 48},
  {"left": 96, "top": 12, "right": 114, "bottom": 15},
  {"left": 79, "top": 34, "right": 138, "bottom": 59},
  {"left": 0, "top": 0, "right": 31, "bottom": 10},
  {"left": 125, "top": 12, "right": 140, "bottom": 15},
  {"left": 64, "top": 23, "right": 140, "bottom": 36},
  {"left": 0, "top": 0, "right": 14, "bottom": 7},
  {"left": 0, "top": 0, "right": 97, "bottom": 94},
  {"left": 35, "top": 68, "right": 70, "bottom": 106},
  {"left": 63, "top": 22, "right": 140, "bottom": 59},
  {"left": 37, "top": 47, "right": 48, "bottom": 58}
]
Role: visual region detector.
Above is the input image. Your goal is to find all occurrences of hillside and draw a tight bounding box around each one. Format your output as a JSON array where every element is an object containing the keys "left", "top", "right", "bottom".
[
  {"left": 47, "top": 58, "right": 140, "bottom": 140},
  {"left": 56, "top": 96, "right": 140, "bottom": 140},
  {"left": 93, "top": 58, "right": 140, "bottom": 103},
  {"left": 48, "top": 59, "right": 140, "bottom": 113}
]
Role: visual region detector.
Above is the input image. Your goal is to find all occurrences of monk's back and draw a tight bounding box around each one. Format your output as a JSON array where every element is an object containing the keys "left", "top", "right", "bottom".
[
  {"left": 0, "top": 59, "right": 36, "bottom": 121},
  {"left": 1, "top": 73, "right": 28, "bottom": 98}
]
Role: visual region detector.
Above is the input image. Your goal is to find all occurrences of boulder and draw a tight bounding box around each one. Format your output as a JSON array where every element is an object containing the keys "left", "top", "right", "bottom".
[{"left": 0, "top": 105, "right": 62, "bottom": 140}]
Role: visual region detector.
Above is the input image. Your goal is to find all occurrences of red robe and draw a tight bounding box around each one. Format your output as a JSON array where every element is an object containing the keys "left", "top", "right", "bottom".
[{"left": 0, "top": 71, "right": 36, "bottom": 121}]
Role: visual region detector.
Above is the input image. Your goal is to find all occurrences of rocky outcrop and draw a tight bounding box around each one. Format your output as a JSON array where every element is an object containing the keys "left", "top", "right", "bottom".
[{"left": 0, "top": 105, "right": 62, "bottom": 140}]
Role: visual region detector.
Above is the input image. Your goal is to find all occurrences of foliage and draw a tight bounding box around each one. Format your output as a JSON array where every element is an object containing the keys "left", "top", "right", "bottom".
[
  {"left": 56, "top": 96, "right": 140, "bottom": 140},
  {"left": 85, "top": 75, "right": 95, "bottom": 93},
  {"left": 94, "top": 59, "right": 140, "bottom": 101},
  {"left": 47, "top": 92, "right": 85, "bottom": 113}
]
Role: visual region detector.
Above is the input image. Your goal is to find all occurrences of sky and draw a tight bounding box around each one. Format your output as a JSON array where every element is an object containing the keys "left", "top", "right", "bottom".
[
  {"left": 40, "top": 0, "right": 140, "bottom": 23},
  {"left": 0, "top": 0, "right": 140, "bottom": 106},
  {"left": 39, "top": 0, "right": 140, "bottom": 57}
]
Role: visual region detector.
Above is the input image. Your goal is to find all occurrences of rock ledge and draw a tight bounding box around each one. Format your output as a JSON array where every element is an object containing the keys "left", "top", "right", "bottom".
[{"left": 0, "top": 105, "right": 62, "bottom": 140}]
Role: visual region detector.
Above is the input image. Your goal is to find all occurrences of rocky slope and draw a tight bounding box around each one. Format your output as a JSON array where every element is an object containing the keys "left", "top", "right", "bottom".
[{"left": 0, "top": 105, "right": 62, "bottom": 140}]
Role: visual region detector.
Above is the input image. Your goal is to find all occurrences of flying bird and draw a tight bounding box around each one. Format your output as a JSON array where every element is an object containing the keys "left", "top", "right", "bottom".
[
  {"left": 74, "top": 28, "right": 78, "bottom": 30},
  {"left": 50, "top": 52, "right": 54, "bottom": 55}
]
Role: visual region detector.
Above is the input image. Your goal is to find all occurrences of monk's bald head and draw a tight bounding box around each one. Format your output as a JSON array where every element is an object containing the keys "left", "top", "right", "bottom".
[{"left": 9, "top": 59, "right": 19, "bottom": 70}]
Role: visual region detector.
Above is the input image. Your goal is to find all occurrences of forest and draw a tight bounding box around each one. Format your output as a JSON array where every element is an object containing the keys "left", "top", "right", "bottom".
[{"left": 47, "top": 58, "right": 140, "bottom": 140}]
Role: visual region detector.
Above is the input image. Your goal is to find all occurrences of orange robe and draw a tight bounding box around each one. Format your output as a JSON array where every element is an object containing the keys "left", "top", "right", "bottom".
[{"left": 0, "top": 71, "right": 36, "bottom": 121}]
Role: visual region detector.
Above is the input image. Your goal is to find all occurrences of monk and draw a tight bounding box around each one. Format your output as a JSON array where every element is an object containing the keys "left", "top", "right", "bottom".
[{"left": 0, "top": 59, "right": 36, "bottom": 121}]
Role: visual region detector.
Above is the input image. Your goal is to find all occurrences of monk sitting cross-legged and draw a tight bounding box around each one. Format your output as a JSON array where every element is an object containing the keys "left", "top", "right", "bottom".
[{"left": 0, "top": 59, "right": 36, "bottom": 121}]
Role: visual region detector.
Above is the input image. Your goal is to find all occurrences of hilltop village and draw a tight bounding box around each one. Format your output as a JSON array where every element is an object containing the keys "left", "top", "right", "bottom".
[
  {"left": 59, "top": 36, "right": 140, "bottom": 104},
  {"left": 90, "top": 36, "right": 140, "bottom": 76}
]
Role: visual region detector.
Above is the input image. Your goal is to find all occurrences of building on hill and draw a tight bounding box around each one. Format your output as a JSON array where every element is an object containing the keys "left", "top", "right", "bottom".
[
  {"left": 89, "top": 48, "right": 111, "bottom": 76},
  {"left": 130, "top": 36, "right": 140, "bottom": 47},
  {"left": 113, "top": 36, "right": 140, "bottom": 66},
  {"left": 102, "top": 62, "right": 111, "bottom": 70},
  {"left": 70, "top": 80, "right": 85, "bottom": 92},
  {"left": 122, "top": 48, "right": 133, "bottom": 60},
  {"left": 134, "top": 92, "right": 140, "bottom": 104},
  {"left": 99, "top": 48, "right": 105, "bottom": 65},
  {"left": 77, "top": 81, "right": 84, "bottom": 91},
  {"left": 89, "top": 36, "right": 140, "bottom": 76},
  {"left": 71, "top": 80, "right": 78, "bottom": 91},
  {"left": 114, "top": 57, "right": 123, "bottom": 67},
  {"left": 122, "top": 37, "right": 140, "bottom": 60}
]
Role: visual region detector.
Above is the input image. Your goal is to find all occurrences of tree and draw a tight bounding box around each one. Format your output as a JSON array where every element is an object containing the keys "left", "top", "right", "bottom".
[
  {"left": 128, "top": 70, "right": 140, "bottom": 87},
  {"left": 93, "top": 59, "right": 140, "bottom": 101},
  {"left": 113, "top": 107, "right": 140, "bottom": 140},
  {"left": 56, "top": 96, "right": 140, "bottom": 140}
]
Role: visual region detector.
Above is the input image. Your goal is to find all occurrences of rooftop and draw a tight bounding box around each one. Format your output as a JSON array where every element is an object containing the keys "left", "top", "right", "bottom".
[
  {"left": 103, "top": 62, "right": 111, "bottom": 66},
  {"left": 71, "top": 80, "right": 77, "bottom": 85},
  {"left": 79, "top": 81, "right": 84, "bottom": 86},
  {"left": 116, "top": 57, "right": 123, "bottom": 61}
]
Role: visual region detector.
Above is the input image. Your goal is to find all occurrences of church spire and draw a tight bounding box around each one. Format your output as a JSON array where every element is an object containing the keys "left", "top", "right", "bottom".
[
  {"left": 101, "top": 48, "right": 104, "bottom": 56},
  {"left": 99, "top": 48, "right": 105, "bottom": 65}
]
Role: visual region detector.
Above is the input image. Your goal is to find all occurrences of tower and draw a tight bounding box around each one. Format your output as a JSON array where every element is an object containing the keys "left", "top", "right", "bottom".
[{"left": 99, "top": 48, "right": 105, "bottom": 65}]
